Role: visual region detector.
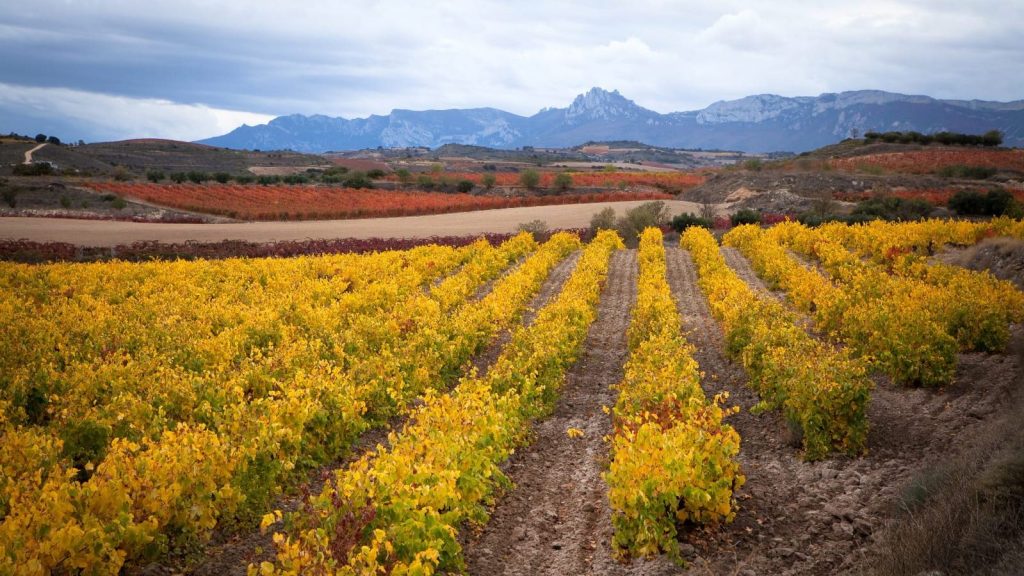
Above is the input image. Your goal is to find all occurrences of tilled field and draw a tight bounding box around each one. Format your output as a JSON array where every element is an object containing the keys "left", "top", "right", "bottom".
[
  {"left": 464, "top": 245, "right": 1021, "bottom": 576},
  {"left": 5, "top": 222, "right": 1022, "bottom": 576}
]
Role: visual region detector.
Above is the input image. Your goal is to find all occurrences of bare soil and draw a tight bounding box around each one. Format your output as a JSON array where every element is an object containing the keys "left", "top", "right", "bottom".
[
  {"left": 936, "top": 238, "right": 1024, "bottom": 290},
  {"left": 0, "top": 200, "right": 705, "bottom": 246},
  {"left": 127, "top": 241, "right": 1024, "bottom": 575},
  {"left": 464, "top": 249, "right": 682, "bottom": 576},
  {"left": 463, "top": 245, "right": 1023, "bottom": 575}
]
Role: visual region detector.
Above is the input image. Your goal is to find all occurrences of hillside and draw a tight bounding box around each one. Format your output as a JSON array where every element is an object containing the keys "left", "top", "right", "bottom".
[{"left": 0, "top": 138, "right": 328, "bottom": 177}]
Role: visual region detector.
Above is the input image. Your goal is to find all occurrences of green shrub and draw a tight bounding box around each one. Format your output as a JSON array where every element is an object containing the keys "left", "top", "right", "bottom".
[
  {"left": 553, "top": 172, "right": 573, "bottom": 191},
  {"left": 516, "top": 219, "right": 549, "bottom": 240},
  {"left": 235, "top": 174, "right": 255, "bottom": 184},
  {"left": 169, "top": 172, "right": 187, "bottom": 183},
  {"left": 590, "top": 207, "right": 617, "bottom": 232},
  {"left": 395, "top": 168, "right": 412, "bottom": 184},
  {"left": 937, "top": 165, "right": 997, "bottom": 179},
  {"left": 481, "top": 173, "right": 497, "bottom": 190},
  {"left": 366, "top": 168, "right": 386, "bottom": 179},
  {"left": 519, "top": 169, "right": 540, "bottom": 190},
  {"left": 616, "top": 201, "right": 668, "bottom": 245},
  {"left": 111, "top": 197, "right": 127, "bottom": 210},
  {"left": 852, "top": 196, "right": 933, "bottom": 221},
  {"left": 949, "top": 189, "right": 1022, "bottom": 217},
  {"left": 416, "top": 175, "right": 435, "bottom": 190},
  {"left": 213, "top": 172, "right": 231, "bottom": 183},
  {"left": 186, "top": 171, "right": 209, "bottom": 184},
  {"left": 730, "top": 209, "right": 762, "bottom": 226},
  {"left": 342, "top": 171, "right": 373, "bottom": 189},
  {"left": 282, "top": 174, "right": 309, "bottom": 185},
  {"left": 671, "top": 212, "right": 712, "bottom": 232},
  {"left": 146, "top": 170, "right": 166, "bottom": 183},
  {"left": 456, "top": 179, "right": 475, "bottom": 193}
]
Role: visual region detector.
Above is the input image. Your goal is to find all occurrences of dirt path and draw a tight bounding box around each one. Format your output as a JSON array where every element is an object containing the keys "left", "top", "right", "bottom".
[
  {"left": 175, "top": 250, "right": 583, "bottom": 576},
  {"left": 471, "top": 251, "right": 582, "bottom": 376},
  {"left": 23, "top": 142, "right": 46, "bottom": 164},
  {"left": 465, "top": 249, "right": 680, "bottom": 576},
  {"left": 662, "top": 245, "right": 1024, "bottom": 575},
  {"left": 0, "top": 201, "right": 704, "bottom": 247}
]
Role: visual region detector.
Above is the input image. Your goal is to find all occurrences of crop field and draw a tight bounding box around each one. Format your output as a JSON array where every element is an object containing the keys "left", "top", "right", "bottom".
[
  {"left": 82, "top": 182, "right": 673, "bottom": 221},
  {"left": 2, "top": 219, "right": 1024, "bottom": 575},
  {"left": 400, "top": 171, "right": 706, "bottom": 191},
  {"left": 827, "top": 148, "right": 1024, "bottom": 174}
]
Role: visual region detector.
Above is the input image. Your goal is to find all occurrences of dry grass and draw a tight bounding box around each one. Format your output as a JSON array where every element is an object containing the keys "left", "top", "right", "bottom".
[{"left": 864, "top": 339, "right": 1024, "bottom": 576}]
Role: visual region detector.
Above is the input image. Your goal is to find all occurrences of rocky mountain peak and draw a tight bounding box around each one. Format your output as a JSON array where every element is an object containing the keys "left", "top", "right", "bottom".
[{"left": 565, "top": 87, "right": 644, "bottom": 122}]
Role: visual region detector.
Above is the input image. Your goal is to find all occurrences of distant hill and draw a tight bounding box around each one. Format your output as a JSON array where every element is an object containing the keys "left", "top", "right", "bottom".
[{"left": 198, "top": 88, "right": 1024, "bottom": 153}]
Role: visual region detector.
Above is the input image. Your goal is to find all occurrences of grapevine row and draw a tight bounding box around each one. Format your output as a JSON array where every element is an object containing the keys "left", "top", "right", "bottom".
[
  {"left": 0, "top": 234, "right": 570, "bottom": 574},
  {"left": 256, "top": 230, "right": 624, "bottom": 575},
  {"left": 605, "top": 227, "right": 743, "bottom": 560},
  {"left": 755, "top": 223, "right": 1022, "bottom": 383},
  {"left": 680, "top": 227, "right": 872, "bottom": 460}
]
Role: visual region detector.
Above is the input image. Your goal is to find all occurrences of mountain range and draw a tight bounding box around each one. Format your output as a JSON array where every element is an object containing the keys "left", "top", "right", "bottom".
[{"left": 198, "top": 88, "right": 1024, "bottom": 154}]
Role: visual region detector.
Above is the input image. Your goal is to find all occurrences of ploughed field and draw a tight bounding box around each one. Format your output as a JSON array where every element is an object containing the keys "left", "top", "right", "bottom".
[{"left": 2, "top": 218, "right": 1024, "bottom": 575}]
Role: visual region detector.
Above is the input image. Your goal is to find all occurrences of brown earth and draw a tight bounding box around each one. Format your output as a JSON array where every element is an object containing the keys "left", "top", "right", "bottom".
[
  {"left": 114, "top": 237, "right": 1024, "bottom": 575},
  {"left": 936, "top": 238, "right": 1024, "bottom": 289},
  {"left": 464, "top": 249, "right": 682, "bottom": 576},
  {"left": 462, "top": 244, "right": 1022, "bottom": 575},
  {"left": 0, "top": 200, "right": 705, "bottom": 246}
]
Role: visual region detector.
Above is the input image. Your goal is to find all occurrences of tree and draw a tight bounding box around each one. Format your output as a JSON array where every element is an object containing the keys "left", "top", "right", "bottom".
[
  {"left": 46, "top": 136, "right": 61, "bottom": 145},
  {"left": 34, "top": 134, "right": 46, "bottom": 143},
  {"left": 456, "top": 179, "right": 475, "bottom": 193},
  {"left": 146, "top": 170, "right": 166, "bottom": 183},
  {"left": 214, "top": 172, "right": 231, "bottom": 184},
  {"left": 616, "top": 201, "right": 668, "bottom": 245},
  {"left": 481, "top": 173, "right": 496, "bottom": 190},
  {"left": 395, "top": 168, "right": 412, "bottom": 185},
  {"left": 519, "top": 169, "right": 540, "bottom": 190},
  {"left": 516, "top": 219, "right": 549, "bottom": 240},
  {"left": 553, "top": 172, "right": 573, "bottom": 192},
  {"left": 589, "top": 207, "right": 616, "bottom": 231}
]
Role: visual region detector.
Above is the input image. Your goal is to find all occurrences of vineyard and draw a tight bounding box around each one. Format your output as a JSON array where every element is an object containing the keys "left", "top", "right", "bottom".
[
  {"left": 82, "top": 182, "right": 674, "bottom": 221},
  {"left": 2, "top": 218, "right": 1024, "bottom": 575},
  {"left": 827, "top": 148, "right": 1024, "bottom": 174},
  {"left": 394, "top": 171, "right": 706, "bottom": 191}
]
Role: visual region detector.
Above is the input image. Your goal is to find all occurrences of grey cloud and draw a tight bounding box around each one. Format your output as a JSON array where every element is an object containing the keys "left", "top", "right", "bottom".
[{"left": 0, "top": 1, "right": 1021, "bottom": 142}]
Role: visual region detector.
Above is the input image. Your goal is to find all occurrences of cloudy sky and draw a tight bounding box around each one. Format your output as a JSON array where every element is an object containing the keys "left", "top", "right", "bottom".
[{"left": 2, "top": 0, "right": 1022, "bottom": 142}]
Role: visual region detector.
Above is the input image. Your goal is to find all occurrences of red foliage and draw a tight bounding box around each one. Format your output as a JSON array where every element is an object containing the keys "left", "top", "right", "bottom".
[
  {"left": 83, "top": 182, "right": 674, "bottom": 221},
  {"left": 0, "top": 230, "right": 589, "bottom": 264},
  {"left": 386, "top": 171, "right": 705, "bottom": 190},
  {"left": 828, "top": 149, "right": 1024, "bottom": 174}
]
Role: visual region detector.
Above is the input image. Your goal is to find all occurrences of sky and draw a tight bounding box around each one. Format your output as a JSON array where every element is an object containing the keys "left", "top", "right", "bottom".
[{"left": 1, "top": 0, "right": 1022, "bottom": 143}]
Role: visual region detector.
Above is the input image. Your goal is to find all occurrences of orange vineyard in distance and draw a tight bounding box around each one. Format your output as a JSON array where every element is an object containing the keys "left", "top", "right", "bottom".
[
  {"left": 83, "top": 182, "right": 676, "bottom": 221},
  {"left": 385, "top": 171, "right": 706, "bottom": 190},
  {"left": 828, "top": 148, "right": 1024, "bottom": 173}
]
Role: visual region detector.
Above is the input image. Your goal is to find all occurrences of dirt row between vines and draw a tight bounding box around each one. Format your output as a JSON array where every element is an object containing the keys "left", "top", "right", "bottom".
[
  {"left": 464, "top": 245, "right": 1023, "bottom": 575},
  {"left": 146, "top": 242, "right": 1022, "bottom": 575},
  {"left": 131, "top": 249, "right": 583, "bottom": 576}
]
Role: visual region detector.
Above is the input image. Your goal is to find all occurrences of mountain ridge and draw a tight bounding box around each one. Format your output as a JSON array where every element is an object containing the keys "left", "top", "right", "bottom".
[{"left": 198, "top": 87, "right": 1024, "bottom": 153}]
